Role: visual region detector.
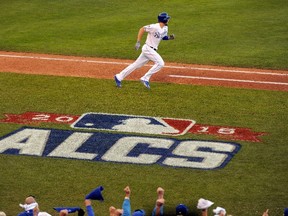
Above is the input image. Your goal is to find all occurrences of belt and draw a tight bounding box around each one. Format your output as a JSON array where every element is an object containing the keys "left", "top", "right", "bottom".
[{"left": 146, "top": 44, "right": 157, "bottom": 51}]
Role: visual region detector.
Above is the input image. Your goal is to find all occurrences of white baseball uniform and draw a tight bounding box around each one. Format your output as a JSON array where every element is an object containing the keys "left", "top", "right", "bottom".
[{"left": 115, "top": 23, "right": 168, "bottom": 82}]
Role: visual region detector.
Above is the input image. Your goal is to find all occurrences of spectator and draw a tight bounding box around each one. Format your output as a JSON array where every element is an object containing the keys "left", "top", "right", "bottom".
[
  {"left": 197, "top": 198, "right": 214, "bottom": 216},
  {"left": 109, "top": 206, "right": 123, "bottom": 216},
  {"left": 285, "top": 208, "right": 288, "bottom": 216},
  {"left": 152, "top": 187, "right": 165, "bottom": 216},
  {"left": 213, "top": 207, "right": 226, "bottom": 216},
  {"left": 110, "top": 186, "right": 145, "bottom": 216},
  {"left": 110, "top": 186, "right": 131, "bottom": 216},
  {"left": 54, "top": 207, "right": 85, "bottom": 216},
  {"left": 262, "top": 209, "right": 269, "bottom": 216},
  {"left": 55, "top": 186, "right": 145, "bottom": 216},
  {"left": 110, "top": 186, "right": 164, "bottom": 216},
  {"left": 18, "top": 195, "right": 51, "bottom": 216},
  {"left": 54, "top": 186, "right": 104, "bottom": 216},
  {"left": 176, "top": 204, "right": 189, "bottom": 216},
  {"left": 262, "top": 208, "right": 288, "bottom": 216}
]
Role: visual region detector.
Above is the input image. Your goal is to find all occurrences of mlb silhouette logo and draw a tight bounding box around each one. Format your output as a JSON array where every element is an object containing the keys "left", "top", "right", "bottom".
[{"left": 71, "top": 113, "right": 195, "bottom": 136}]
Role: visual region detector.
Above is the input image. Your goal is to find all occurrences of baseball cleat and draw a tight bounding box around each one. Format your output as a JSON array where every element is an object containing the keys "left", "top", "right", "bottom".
[
  {"left": 114, "top": 76, "right": 122, "bottom": 88},
  {"left": 140, "top": 79, "right": 150, "bottom": 89}
]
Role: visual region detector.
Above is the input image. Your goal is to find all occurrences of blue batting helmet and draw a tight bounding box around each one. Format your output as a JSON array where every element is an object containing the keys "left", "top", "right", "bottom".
[{"left": 158, "top": 12, "right": 171, "bottom": 23}]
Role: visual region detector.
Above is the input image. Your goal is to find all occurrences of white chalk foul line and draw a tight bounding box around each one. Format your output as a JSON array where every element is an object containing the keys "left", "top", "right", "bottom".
[
  {"left": 169, "top": 75, "right": 288, "bottom": 86},
  {"left": 0, "top": 54, "right": 129, "bottom": 65},
  {"left": 167, "top": 65, "right": 288, "bottom": 76},
  {"left": 0, "top": 53, "right": 287, "bottom": 76}
]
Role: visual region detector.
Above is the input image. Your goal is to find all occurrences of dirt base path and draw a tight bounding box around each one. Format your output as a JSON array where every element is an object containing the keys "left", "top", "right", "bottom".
[{"left": 0, "top": 51, "right": 287, "bottom": 91}]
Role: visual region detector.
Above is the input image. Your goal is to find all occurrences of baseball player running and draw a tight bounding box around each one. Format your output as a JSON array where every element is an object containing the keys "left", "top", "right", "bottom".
[{"left": 114, "top": 12, "right": 175, "bottom": 89}]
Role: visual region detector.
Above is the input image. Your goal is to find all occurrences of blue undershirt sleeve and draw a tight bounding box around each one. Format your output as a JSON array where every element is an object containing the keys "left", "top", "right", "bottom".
[
  {"left": 122, "top": 198, "right": 131, "bottom": 216},
  {"left": 86, "top": 205, "right": 95, "bottom": 216}
]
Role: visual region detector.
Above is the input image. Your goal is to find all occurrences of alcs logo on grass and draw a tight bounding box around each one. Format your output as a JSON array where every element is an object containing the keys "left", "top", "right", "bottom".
[
  {"left": 0, "top": 112, "right": 266, "bottom": 141},
  {"left": 0, "top": 112, "right": 266, "bottom": 169},
  {"left": 71, "top": 113, "right": 195, "bottom": 136},
  {"left": 0, "top": 127, "right": 240, "bottom": 170}
]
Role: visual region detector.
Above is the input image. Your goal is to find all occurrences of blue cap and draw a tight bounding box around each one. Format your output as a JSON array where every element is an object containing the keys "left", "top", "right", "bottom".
[
  {"left": 284, "top": 208, "right": 288, "bottom": 216},
  {"left": 53, "top": 207, "right": 81, "bottom": 213},
  {"left": 176, "top": 204, "right": 189, "bottom": 216},
  {"left": 132, "top": 209, "right": 145, "bottom": 216}
]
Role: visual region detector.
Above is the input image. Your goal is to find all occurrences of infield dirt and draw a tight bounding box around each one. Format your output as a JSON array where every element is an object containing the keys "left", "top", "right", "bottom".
[{"left": 0, "top": 51, "right": 287, "bottom": 91}]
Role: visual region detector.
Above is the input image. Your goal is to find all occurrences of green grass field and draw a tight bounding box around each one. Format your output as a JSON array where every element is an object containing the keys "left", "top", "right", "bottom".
[
  {"left": 0, "top": 0, "right": 287, "bottom": 69},
  {"left": 0, "top": 1, "right": 288, "bottom": 216}
]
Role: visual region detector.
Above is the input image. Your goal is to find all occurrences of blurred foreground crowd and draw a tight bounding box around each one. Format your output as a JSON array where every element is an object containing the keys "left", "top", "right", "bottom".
[{"left": 0, "top": 186, "right": 286, "bottom": 216}]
